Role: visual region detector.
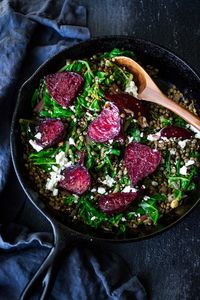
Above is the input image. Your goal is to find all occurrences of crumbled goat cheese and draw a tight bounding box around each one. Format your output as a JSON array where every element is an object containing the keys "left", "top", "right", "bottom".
[
  {"left": 46, "top": 151, "right": 72, "bottom": 195},
  {"left": 91, "top": 216, "right": 96, "bottom": 221},
  {"left": 34, "top": 132, "right": 42, "bottom": 139},
  {"left": 144, "top": 196, "right": 150, "bottom": 201},
  {"left": 122, "top": 186, "right": 137, "bottom": 193},
  {"left": 69, "top": 105, "right": 75, "bottom": 113},
  {"left": 121, "top": 217, "right": 127, "bottom": 222},
  {"left": 128, "top": 136, "right": 134, "bottom": 143},
  {"left": 97, "top": 187, "right": 106, "bottom": 194},
  {"left": 69, "top": 137, "right": 76, "bottom": 146},
  {"left": 91, "top": 188, "right": 96, "bottom": 193},
  {"left": 178, "top": 140, "right": 188, "bottom": 149},
  {"left": 185, "top": 159, "right": 195, "bottom": 167},
  {"left": 102, "top": 175, "right": 116, "bottom": 187},
  {"left": 186, "top": 124, "right": 200, "bottom": 139},
  {"left": 125, "top": 80, "right": 138, "bottom": 97},
  {"left": 46, "top": 172, "right": 64, "bottom": 191},
  {"left": 147, "top": 132, "right": 161, "bottom": 141},
  {"left": 53, "top": 189, "right": 58, "bottom": 196},
  {"left": 108, "top": 139, "right": 113, "bottom": 144},
  {"left": 52, "top": 165, "right": 59, "bottom": 172},
  {"left": 55, "top": 151, "right": 66, "bottom": 165},
  {"left": 180, "top": 166, "right": 188, "bottom": 175},
  {"left": 151, "top": 181, "right": 158, "bottom": 186},
  {"left": 170, "top": 149, "right": 176, "bottom": 155},
  {"left": 29, "top": 139, "right": 43, "bottom": 152},
  {"left": 140, "top": 132, "right": 144, "bottom": 137}
]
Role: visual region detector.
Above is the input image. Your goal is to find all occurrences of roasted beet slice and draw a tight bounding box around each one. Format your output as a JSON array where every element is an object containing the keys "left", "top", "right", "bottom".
[
  {"left": 161, "top": 126, "right": 192, "bottom": 139},
  {"left": 125, "top": 142, "right": 161, "bottom": 185},
  {"left": 45, "top": 72, "right": 84, "bottom": 108},
  {"left": 104, "top": 92, "right": 146, "bottom": 118},
  {"left": 59, "top": 165, "right": 91, "bottom": 195},
  {"left": 99, "top": 192, "right": 138, "bottom": 214},
  {"left": 88, "top": 102, "right": 121, "bottom": 143},
  {"left": 35, "top": 119, "right": 65, "bottom": 148}
]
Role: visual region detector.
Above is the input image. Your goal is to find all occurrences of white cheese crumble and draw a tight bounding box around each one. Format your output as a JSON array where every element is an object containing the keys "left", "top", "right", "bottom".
[
  {"left": 151, "top": 181, "right": 158, "bottom": 186},
  {"left": 69, "top": 105, "right": 75, "bottom": 112},
  {"left": 121, "top": 217, "right": 127, "bottom": 222},
  {"left": 69, "top": 137, "right": 76, "bottom": 146},
  {"left": 102, "top": 175, "right": 115, "bottom": 187},
  {"left": 186, "top": 124, "right": 200, "bottom": 139},
  {"left": 125, "top": 80, "right": 138, "bottom": 97},
  {"left": 143, "top": 196, "right": 150, "bottom": 201},
  {"left": 55, "top": 151, "right": 67, "bottom": 165},
  {"left": 97, "top": 187, "right": 106, "bottom": 194},
  {"left": 34, "top": 132, "right": 42, "bottom": 139},
  {"left": 147, "top": 132, "right": 161, "bottom": 141},
  {"left": 122, "top": 186, "right": 137, "bottom": 193},
  {"left": 53, "top": 189, "right": 58, "bottom": 196},
  {"left": 91, "top": 216, "right": 96, "bottom": 221},
  {"left": 46, "top": 172, "right": 64, "bottom": 192},
  {"left": 170, "top": 149, "right": 176, "bottom": 155},
  {"left": 180, "top": 165, "right": 188, "bottom": 175},
  {"left": 46, "top": 151, "right": 72, "bottom": 195},
  {"left": 185, "top": 159, "right": 195, "bottom": 167},
  {"left": 128, "top": 136, "right": 134, "bottom": 143},
  {"left": 140, "top": 132, "right": 144, "bottom": 137},
  {"left": 29, "top": 139, "right": 43, "bottom": 152},
  {"left": 178, "top": 140, "right": 188, "bottom": 149},
  {"left": 91, "top": 188, "right": 96, "bottom": 193}
]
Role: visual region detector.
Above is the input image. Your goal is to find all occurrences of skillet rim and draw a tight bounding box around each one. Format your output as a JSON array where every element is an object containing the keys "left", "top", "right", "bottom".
[{"left": 10, "top": 35, "right": 200, "bottom": 243}]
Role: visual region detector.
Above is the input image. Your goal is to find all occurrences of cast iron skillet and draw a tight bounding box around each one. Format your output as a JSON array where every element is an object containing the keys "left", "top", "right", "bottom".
[{"left": 10, "top": 36, "right": 200, "bottom": 299}]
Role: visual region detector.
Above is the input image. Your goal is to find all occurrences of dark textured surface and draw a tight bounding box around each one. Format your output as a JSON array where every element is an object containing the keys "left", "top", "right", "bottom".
[{"left": 16, "top": 1, "right": 200, "bottom": 300}]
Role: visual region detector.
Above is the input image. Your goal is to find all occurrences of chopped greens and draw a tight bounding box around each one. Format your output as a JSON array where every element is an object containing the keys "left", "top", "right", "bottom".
[
  {"left": 39, "top": 82, "right": 73, "bottom": 118},
  {"left": 140, "top": 194, "right": 166, "bottom": 224}
]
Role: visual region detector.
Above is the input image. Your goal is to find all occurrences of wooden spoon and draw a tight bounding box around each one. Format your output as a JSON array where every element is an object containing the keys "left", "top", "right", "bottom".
[{"left": 114, "top": 56, "right": 200, "bottom": 131}]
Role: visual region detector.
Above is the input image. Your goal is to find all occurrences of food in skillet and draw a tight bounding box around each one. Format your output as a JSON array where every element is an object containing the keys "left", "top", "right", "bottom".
[{"left": 20, "top": 48, "right": 200, "bottom": 234}]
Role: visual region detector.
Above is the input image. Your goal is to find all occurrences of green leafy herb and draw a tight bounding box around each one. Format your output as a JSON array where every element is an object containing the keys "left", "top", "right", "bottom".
[
  {"left": 29, "top": 148, "right": 57, "bottom": 170},
  {"left": 140, "top": 194, "right": 166, "bottom": 224},
  {"left": 98, "top": 48, "right": 135, "bottom": 59},
  {"left": 64, "top": 195, "right": 78, "bottom": 206},
  {"left": 39, "top": 84, "right": 73, "bottom": 118},
  {"left": 173, "top": 115, "right": 187, "bottom": 127},
  {"left": 160, "top": 116, "right": 172, "bottom": 127}
]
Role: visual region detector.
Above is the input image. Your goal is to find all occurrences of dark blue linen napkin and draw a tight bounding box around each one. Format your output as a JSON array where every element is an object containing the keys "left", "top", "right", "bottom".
[{"left": 0, "top": 1, "right": 147, "bottom": 299}]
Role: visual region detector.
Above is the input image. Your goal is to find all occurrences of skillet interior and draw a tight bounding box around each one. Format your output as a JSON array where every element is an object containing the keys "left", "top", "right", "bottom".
[{"left": 11, "top": 36, "right": 200, "bottom": 241}]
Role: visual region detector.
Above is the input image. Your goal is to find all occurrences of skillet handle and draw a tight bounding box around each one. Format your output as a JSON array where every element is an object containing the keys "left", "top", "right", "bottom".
[{"left": 20, "top": 233, "right": 76, "bottom": 300}]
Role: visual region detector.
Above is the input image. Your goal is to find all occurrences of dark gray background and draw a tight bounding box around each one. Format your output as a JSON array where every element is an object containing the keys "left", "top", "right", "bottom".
[{"left": 17, "top": 1, "right": 200, "bottom": 299}]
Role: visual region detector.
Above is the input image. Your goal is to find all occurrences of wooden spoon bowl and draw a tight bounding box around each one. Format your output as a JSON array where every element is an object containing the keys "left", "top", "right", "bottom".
[{"left": 114, "top": 56, "right": 200, "bottom": 131}]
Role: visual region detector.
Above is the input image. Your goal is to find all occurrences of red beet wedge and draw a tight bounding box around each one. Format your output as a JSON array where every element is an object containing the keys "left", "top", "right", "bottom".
[
  {"left": 99, "top": 192, "right": 138, "bottom": 215},
  {"left": 160, "top": 126, "right": 192, "bottom": 139},
  {"left": 88, "top": 102, "right": 121, "bottom": 143},
  {"left": 35, "top": 119, "right": 65, "bottom": 148},
  {"left": 125, "top": 142, "right": 161, "bottom": 185},
  {"left": 104, "top": 92, "right": 146, "bottom": 118},
  {"left": 59, "top": 165, "right": 91, "bottom": 195},
  {"left": 45, "top": 71, "right": 84, "bottom": 108}
]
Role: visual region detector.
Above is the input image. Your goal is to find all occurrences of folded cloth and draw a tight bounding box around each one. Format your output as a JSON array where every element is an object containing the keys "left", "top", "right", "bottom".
[
  {"left": 0, "top": 0, "right": 146, "bottom": 299},
  {"left": 0, "top": 223, "right": 147, "bottom": 300}
]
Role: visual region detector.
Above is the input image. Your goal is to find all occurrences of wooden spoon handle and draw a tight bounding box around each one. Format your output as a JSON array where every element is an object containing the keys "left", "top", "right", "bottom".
[{"left": 141, "top": 87, "right": 200, "bottom": 131}]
